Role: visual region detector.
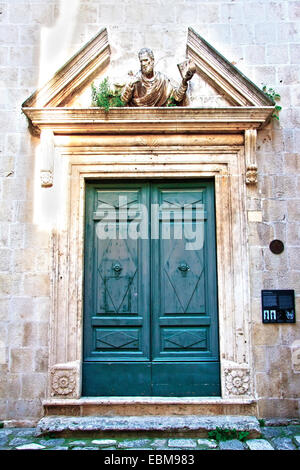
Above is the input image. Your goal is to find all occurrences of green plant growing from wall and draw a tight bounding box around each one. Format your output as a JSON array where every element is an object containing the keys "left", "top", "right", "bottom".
[
  {"left": 91, "top": 78, "right": 125, "bottom": 112},
  {"left": 166, "top": 96, "right": 179, "bottom": 107},
  {"left": 262, "top": 85, "right": 282, "bottom": 121}
]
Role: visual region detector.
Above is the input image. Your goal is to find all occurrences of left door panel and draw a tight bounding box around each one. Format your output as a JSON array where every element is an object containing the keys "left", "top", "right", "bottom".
[{"left": 83, "top": 182, "right": 151, "bottom": 396}]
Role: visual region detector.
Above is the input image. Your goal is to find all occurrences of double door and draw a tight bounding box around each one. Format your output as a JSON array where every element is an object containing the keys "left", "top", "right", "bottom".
[{"left": 83, "top": 180, "right": 220, "bottom": 396}]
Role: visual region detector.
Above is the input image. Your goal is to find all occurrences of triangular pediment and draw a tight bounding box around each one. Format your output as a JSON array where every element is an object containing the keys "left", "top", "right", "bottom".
[
  {"left": 22, "top": 28, "right": 111, "bottom": 108},
  {"left": 22, "top": 27, "right": 274, "bottom": 134},
  {"left": 22, "top": 27, "right": 272, "bottom": 110},
  {"left": 186, "top": 28, "right": 272, "bottom": 107}
]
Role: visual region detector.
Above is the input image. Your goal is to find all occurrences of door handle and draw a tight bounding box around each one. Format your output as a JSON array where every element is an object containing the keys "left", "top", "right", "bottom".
[
  {"left": 113, "top": 263, "right": 122, "bottom": 274},
  {"left": 178, "top": 263, "right": 190, "bottom": 272}
]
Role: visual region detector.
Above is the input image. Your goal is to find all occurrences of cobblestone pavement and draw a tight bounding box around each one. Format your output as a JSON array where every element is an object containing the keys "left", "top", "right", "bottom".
[{"left": 0, "top": 421, "right": 300, "bottom": 451}]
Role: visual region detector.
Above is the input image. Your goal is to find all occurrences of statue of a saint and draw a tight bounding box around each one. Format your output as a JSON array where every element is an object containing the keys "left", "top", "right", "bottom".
[{"left": 121, "top": 48, "right": 195, "bottom": 107}]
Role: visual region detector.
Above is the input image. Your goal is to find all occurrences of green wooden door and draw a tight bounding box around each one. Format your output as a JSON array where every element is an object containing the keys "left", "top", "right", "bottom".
[{"left": 83, "top": 180, "right": 220, "bottom": 396}]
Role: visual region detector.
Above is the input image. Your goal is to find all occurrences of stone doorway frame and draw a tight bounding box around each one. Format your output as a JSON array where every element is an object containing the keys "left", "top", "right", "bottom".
[{"left": 45, "top": 131, "right": 255, "bottom": 409}]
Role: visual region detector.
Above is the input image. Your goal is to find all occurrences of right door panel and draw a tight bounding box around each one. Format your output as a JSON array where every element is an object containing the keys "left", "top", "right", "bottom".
[{"left": 151, "top": 181, "right": 220, "bottom": 395}]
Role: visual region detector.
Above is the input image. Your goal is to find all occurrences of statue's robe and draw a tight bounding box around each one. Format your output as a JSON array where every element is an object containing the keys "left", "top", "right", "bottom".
[{"left": 121, "top": 71, "right": 187, "bottom": 107}]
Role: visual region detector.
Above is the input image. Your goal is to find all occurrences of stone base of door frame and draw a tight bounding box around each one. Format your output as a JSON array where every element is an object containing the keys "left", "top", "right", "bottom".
[
  {"left": 35, "top": 414, "right": 261, "bottom": 438},
  {"left": 42, "top": 398, "right": 257, "bottom": 418}
]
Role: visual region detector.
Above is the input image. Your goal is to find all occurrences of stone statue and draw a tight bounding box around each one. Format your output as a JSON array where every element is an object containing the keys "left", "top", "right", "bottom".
[{"left": 121, "top": 48, "right": 196, "bottom": 107}]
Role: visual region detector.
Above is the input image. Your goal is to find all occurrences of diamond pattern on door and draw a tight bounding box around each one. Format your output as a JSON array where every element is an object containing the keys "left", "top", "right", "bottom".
[
  {"left": 162, "top": 328, "right": 207, "bottom": 350},
  {"left": 97, "top": 238, "right": 137, "bottom": 314},
  {"left": 163, "top": 239, "right": 205, "bottom": 314},
  {"left": 96, "top": 329, "right": 139, "bottom": 350}
]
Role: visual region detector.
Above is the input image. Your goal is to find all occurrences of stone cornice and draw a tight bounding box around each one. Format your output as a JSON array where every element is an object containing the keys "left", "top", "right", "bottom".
[{"left": 22, "top": 106, "right": 274, "bottom": 135}]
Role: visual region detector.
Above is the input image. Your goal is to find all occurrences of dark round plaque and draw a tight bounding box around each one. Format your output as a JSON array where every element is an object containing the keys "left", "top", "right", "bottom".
[{"left": 269, "top": 239, "right": 284, "bottom": 254}]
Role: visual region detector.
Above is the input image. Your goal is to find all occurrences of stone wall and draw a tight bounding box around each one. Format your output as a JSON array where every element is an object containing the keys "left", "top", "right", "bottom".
[{"left": 0, "top": 0, "right": 299, "bottom": 422}]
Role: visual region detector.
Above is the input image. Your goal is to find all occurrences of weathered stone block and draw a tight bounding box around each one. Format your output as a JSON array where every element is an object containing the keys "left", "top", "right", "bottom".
[
  {"left": 0, "top": 273, "right": 21, "bottom": 296},
  {"left": 9, "top": 46, "right": 34, "bottom": 66},
  {"left": 19, "top": 67, "right": 39, "bottom": 88},
  {"left": 197, "top": 438, "right": 218, "bottom": 449},
  {"left": 0, "top": 223, "right": 9, "bottom": 249},
  {"left": 220, "top": 2, "right": 244, "bottom": 23},
  {"left": 10, "top": 348, "right": 34, "bottom": 373},
  {"left": 255, "top": 23, "right": 278, "bottom": 44},
  {"left": 0, "top": 298, "right": 9, "bottom": 322},
  {"left": 293, "top": 435, "right": 300, "bottom": 447},
  {"left": 267, "top": 1, "right": 288, "bottom": 21},
  {"left": 290, "top": 44, "right": 300, "bottom": 64},
  {"left": 219, "top": 439, "right": 245, "bottom": 450},
  {"left": 282, "top": 372, "right": 300, "bottom": 398},
  {"left": 258, "top": 398, "right": 299, "bottom": 419},
  {"left": 198, "top": 4, "right": 220, "bottom": 23},
  {"left": 278, "top": 65, "right": 300, "bottom": 86},
  {"left": 168, "top": 439, "right": 197, "bottom": 448},
  {"left": 263, "top": 199, "right": 287, "bottom": 223},
  {"left": 245, "top": 45, "right": 266, "bottom": 65},
  {"left": 287, "top": 200, "right": 300, "bottom": 222},
  {"left": 252, "top": 324, "right": 280, "bottom": 346},
  {"left": 264, "top": 249, "right": 288, "bottom": 272},
  {"left": 12, "top": 249, "right": 35, "bottom": 273},
  {"left": 6, "top": 374, "right": 21, "bottom": 399},
  {"left": 91, "top": 439, "right": 117, "bottom": 447},
  {"left": 284, "top": 153, "right": 300, "bottom": 173},
  {"left": 288, "top": 247, "right": 300, "bottom": 270},
  {"left": 278, "top": 22, "right": 300, "bottom": 43},
  {"left": 118, "top": 439, "right": 152, "bottom": 449},
  {"left": 16, "top": 443, "right": 45, "bottom": 450},
  {"left": 22, "top": 373, "right": 47, "bottom": 399},
  {"left": 22, "top": 321, "right": 48, "bottom": 348},
  {"left": 272, "top": 437, "right": 296, "bottom": 450},
  {"left": 22, "top": 274, "right": 50, "bottom": 297},
  {"left": 35, "top": 415, "right": 261, "bottom": 438},
  {"left": 230, "top": 24, "right": 255, "bottom": 45},
  {"left": 1, "top": 178, "right": 27, "bottom": 202},
  {"left": 0, "top": 25, "right": 19, "bottom": 44},
  {"left": 249, "top": 246, "right": 264, "bottom": 271},
  {"left": 246, "top": 439, "right": 274, "bottom": 450},
  {"left": 34, "top": 347, "right": 48, "bottom": 373},
  {"left": 7, "top": 399, "right": 42, "bottom": 420},
  {"left": 30, "top": 3, "right": 54, "bottom": 26},
  {"left": 0, "top": 249, "right": 11, "bottom": 271},
  {"left": 9, "top": 223, "right": 25, "bottom": 249},
  {"left": 267, "top": 45, "right": 289, "bottom": 64}
]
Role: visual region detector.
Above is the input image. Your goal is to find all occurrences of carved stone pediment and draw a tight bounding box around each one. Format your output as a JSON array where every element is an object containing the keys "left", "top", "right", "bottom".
[
  {"left": 22, "top": 27, "right": 274, "bottom": 131},
  {"left": 21, "top": 27, "right": 275, "bottom": 191}
]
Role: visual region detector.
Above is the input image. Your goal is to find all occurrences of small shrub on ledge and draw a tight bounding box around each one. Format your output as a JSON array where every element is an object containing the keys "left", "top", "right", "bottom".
[{"left": 91, "top": 78, "right": 125, "bottom": 112}]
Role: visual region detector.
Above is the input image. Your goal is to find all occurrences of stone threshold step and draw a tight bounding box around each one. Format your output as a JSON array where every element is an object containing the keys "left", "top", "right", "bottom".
[{"left": 36, "top": 415, "right": 261, "bottom": 438}]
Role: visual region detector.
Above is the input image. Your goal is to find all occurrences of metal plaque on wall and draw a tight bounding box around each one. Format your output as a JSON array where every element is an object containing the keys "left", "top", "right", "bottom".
[{"left": 262, "top": 290, "right": 296, "bottom": 324}]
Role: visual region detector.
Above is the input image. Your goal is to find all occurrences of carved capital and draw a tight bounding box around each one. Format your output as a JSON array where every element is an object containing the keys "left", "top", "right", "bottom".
[
  {"left": 224, "top": 368, "right": 251, "bottom": 397},
  {"left": 50, "top": 362, "right": 80, "bottom": 398}
]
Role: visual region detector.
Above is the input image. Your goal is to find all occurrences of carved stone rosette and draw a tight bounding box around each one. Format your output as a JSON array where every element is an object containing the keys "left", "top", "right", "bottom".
[
  {"left": 50, "top": 363, "right": 80, "bottom": 398},
  {"left": 224, "top": 368, "right": 251, "bottom": 397}
]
